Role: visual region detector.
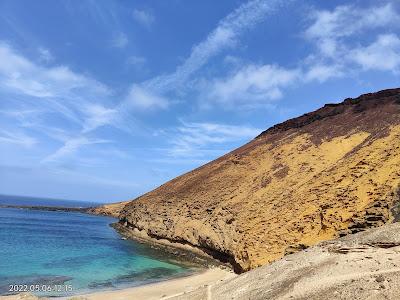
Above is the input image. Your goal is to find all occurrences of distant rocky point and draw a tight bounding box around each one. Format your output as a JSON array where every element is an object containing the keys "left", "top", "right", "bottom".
[
  {"left": 0, "top": 204, "right": 88, "bottom": 213},
  {"left": 87, "top": 201, "right": 128, "bottom": 218}
]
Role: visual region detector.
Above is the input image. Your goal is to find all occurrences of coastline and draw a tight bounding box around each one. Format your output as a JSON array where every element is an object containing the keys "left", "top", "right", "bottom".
[
  {"left": 0, "top": 268, "right": 235, "bottom": 300},
  {"left": 111, "top": 222, "right": 232, "bottom": 271},
  {"left": 75, "top": 267, "right": 235, "bottom": 300},
  {"left": 0, "top": 204, "right": 89, "bottom": 213},
  {"left": 0, "top": 204, "right": 235, "bottom": 300},
  {"left": 0, "top": 207, "right": 233, "bottom": 300},
  {"left": 0, "top": 205, "right": 227, "bottom": 270}
]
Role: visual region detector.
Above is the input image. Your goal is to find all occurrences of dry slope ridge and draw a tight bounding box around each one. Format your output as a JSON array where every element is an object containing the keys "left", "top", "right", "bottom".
[{"left": 119, "top": 88, "right": 400, "bottom": 272}]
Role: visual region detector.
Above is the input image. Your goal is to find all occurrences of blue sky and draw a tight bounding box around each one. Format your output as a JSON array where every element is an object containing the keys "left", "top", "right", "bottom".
[{"left": 0, "top": 0, "right": 399, "bottom": 202}]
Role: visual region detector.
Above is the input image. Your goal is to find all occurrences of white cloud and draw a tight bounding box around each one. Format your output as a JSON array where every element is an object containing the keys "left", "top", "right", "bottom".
[
  {"left": 304, "top": 3, "right": 400, "bottom": 59},
  {"left": 197, "top": 2, "right": 400, "bottom": 109},
  {"left": 132, "top": 9, "right": 155, "bottom": 28},
  {"left": 0, "top": 42, "right": 110, "bottom": 122},
  {"left": 303, "top": 63, "right": 343, "bottom": 83},
  {"left": 125, "top": 84, "right": 169, "bottom": 111},
  {"left": 0, "top": 129, "right": 37, "bottom": 148},
  {"left": 201, "top": 60, "right": 348, "bottom": 108},
  {"left": 42, "top": 137, "right": 110, "bottom": 164},
  {"left": 111, "top": 32, "right": 128, "bottom": 48},
  {"left": 168, "top": 121, "right": 261, "bottom": 158},
  {"left": 0, "top": 43, "right": 109, "bottom": 101},
  {"left": 305, "top": 3, "right": 399, "bottom": 42},
  {"left": 0, "top": 42, "right": 112, "bottom": 137},
  {"left": 0, "top": 42, "right": 120, "bottom": 164},
  {"left": 81, "top": 104, "right": 118, "bottom": 133},
  {"left": 0, "top": 108, "right": 48, "bottom": 130},
  {"left": 301, "top": 2, "right": 400, "bottom": 82},
  {"left": 206, "top": 64, "right": 299, "bottom": 107},
  {"left": 154, "top": 0, "right": 287, "bottom": 91},
  {"left": 0, "top": 1, "right": 294, "bottom": 198},
  {"left": 350, "top": 34, "right": 400, "bottom": 72},
  {"left": 209, "top": 65, "right": 299, "bottom": 105},
  {"left": 0, "top": 43, "right": 32, "bottom": 74},
  {"left": 129, "top": 0, "right": 289, "bottom": 107}
]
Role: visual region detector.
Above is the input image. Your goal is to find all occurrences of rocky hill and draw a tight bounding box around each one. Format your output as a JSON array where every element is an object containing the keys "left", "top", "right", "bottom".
[{"left": 115, "top": 88, "right": 400, "bottom": 272}]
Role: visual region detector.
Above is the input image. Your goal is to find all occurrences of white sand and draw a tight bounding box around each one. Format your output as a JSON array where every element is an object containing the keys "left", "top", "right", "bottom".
[
  {"left": 0, "top": 268, "right": 235, "bottom": 300},
  {"left": 76, "top": 268, "right": 235, "bottom": 300}
]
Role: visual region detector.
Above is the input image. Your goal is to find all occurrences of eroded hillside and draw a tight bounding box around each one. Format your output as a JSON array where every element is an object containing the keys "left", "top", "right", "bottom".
[{"left": 119, "top": 88, "right": 400, "bottom": 272}]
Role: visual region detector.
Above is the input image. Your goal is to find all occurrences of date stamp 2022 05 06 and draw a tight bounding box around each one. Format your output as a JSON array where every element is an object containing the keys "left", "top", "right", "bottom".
[{"left": 9, "top": 284, "right": 73, "bottom": 294}]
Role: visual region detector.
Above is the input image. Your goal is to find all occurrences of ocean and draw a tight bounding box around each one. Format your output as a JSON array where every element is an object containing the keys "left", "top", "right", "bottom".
[{"left": 0, "top": 195, "right": 194, "bottom": 296}]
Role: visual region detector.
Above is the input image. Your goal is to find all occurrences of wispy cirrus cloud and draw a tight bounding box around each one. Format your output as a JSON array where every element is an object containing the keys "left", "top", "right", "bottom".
[
  {"left": 0, "top": 129, "right": 37, "bottom": 148},
  {"left": 5, "top": 1, "right": 398, "bottom": 166},
  {"left": 42, "top": 137, "right": 111, "bottom": 164},
  {"left": 167, "top": 121, "right": 261, "bottom": 158},
  {"left": 125, "top": 0, "right": 291, "bottom": 110},
  {"left": 0, "top": 108, "right": 45, "bottom": 127},
  {"left": 200, "top": 2, "right": 400, "bottom": 109},
  {"left": 0, "top": 42, "right": 118, "bottom": 163},
  {"left": 124, "top": 84, "right": 169, "bottom": 111},
  {"left": 0, "top": 42, "right": 109, "bottom": 105},
  {"left": 0, "top": 41, "right": 150, "bottom": 164},
  {"left": 148, "top": 0, "right": 290, "bottom": 92},
  {"left": 60, "top": 0, "right": 292, "bottom": 162},
  {"left": 81, "top": 104, "right": 118, "bottom": 133}
]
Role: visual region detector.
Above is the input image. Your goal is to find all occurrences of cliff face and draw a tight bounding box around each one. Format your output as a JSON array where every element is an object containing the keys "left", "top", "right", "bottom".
[{"left": 119, "top": 88, "right": 400, "bottom": 272}]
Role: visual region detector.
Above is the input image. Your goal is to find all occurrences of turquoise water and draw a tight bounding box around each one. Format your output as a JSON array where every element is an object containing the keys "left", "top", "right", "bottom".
[{"left": 0, "top": 196, "right": 193, "bottom": 296}]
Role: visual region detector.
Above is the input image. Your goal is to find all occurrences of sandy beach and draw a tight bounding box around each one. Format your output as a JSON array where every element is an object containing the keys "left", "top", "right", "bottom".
[{"left": 1, "top": 268, "right": 235, "bottom": 300}]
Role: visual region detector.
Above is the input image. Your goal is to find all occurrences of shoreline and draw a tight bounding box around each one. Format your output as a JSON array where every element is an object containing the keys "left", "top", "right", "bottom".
[
  {"left": 0, "top": 204, "right": 232, "bottom": 271},
  {"left": 74, "top": 267, "right": 235, "bottom": 300},
  {"left": 0, "top": 206, "right": 236, "bottom": 300},
  {"left": 0, "top": 209, "right": 232, "bottom": 300},
  {"left": 111, "top": 222, "right": 234, "bottom": 271},
  {"left": 0, "top": 267, "right": 235, "bottom": 300}
]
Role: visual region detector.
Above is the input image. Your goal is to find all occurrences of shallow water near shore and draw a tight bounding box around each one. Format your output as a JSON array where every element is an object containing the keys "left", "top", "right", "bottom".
[{"left": 0, "top": 196, "right": 196, "bottom": 296}]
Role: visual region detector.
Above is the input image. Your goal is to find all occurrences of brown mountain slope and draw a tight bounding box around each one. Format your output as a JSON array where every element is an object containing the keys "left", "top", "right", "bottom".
[{"left": 119, "top": 88, "right": 400, "bottom": 272}]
